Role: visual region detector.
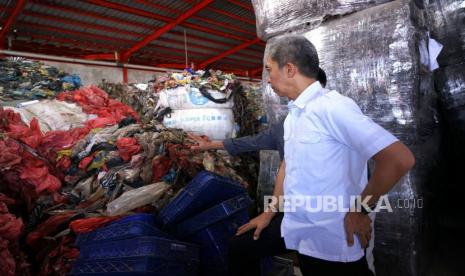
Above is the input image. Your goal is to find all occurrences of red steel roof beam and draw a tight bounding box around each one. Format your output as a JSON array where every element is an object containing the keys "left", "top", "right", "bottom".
[
  {"left": 155, "top": 63, "right": 188, "bottom": 69},
  {"left": 29, "top": 0, "right": 150, "bottom": 31},
  {"left": 20, "top": 9, "right": 263, "bottom": 60},
  {"left": 187, "top": 14, "right": 255, "bottom": 36},
  {"left": 0, "top": 0, "right": 27, "bottom": 48},
  {"left": 18, "top": 25, "right": 201, "bottom": 64},
  {"left": 121, "top": 0, "right": 214, "bottom": 61},
  {"left": 17, "top": 10, "right": 261, "bottom": 60},
  {"left": 19, "top": 22, "right": 134, "bottom": 45},
  {"left": 82, "top": 53, "right": 116, "bottom": 60},
  {"left": 22, "top": 1, "right": 264, "bottom": 52},
  {"left": 85, "top": 0, "right": 250, "bottom": 42},
  {"left": 199, "top": 37, "right": 261, "bottom": 68},
  {"left": 23, "top": 11, "right": 140, "bottom": 39},
  {"left": 140, "top": 0, "right": 255, "bottom": 36},
  {"left": 227, "top": 0, "right": 254, "bottom": 11},
  {"left": 250, "top": 67, "right": 263, "bottom": 77},
  {"left": 205, "top": 6, "right": 255, "bottom": 25},
  {"left": 183, "top": 0, "right": 255, "bottom": 25},
  {"left": 23, "top": 2, "right": 264, "bottom": 55}
]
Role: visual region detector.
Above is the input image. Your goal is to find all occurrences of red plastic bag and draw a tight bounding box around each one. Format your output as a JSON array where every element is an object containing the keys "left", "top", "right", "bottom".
[
  {"left": 85, "top": 116, "right": 117, "bottom": 129},
  {"left": 39, "top": 235, "right": 78, "bottom": 276},
  {"left": 0, "top": 238, "right": 15, "bottom": 276},
  {"left": 26, "top": 212, "right": 75, "bottom": 248},
  {"left": 7, "top": 118, "right": 43, "bottom": 149},
  {"left": 0, "top": 140, "right": 21, "bottom": 169},
  {"left": 152, "top": 156, "right": 172, "bottom": 182},
  {"left": 19, "top": 151, "right": 61, "bottom": 194},
  {"left": 0, "top": 211, "right": 24, "bottom": 241},
  {"left": 69, "top": 216, "right": 122, "bottom": 234},
  {"left": 38, "top": 127, "right": 89, "bottom": 161},
  {"left": 57, "top": 86, "right": 139, "bottom": 127},
  {"left": 117, "top": 137, "right": 141, "bottom": 162},
  {"left": 0, "top": 193, "right": 23, "bottom": 241}
]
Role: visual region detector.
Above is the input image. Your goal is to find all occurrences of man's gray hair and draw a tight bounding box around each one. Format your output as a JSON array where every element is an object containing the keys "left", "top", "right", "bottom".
[{"left": 267, "top": 35, "right": 319, "bottom": 79}]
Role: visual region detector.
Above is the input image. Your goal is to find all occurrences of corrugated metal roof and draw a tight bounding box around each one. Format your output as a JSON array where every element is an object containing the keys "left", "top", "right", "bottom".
[{"left": 1, "top": 0, "right": 264, "bottom": 76}]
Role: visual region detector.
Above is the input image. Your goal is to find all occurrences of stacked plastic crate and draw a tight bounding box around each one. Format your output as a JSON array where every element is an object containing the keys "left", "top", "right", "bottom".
[
  {"left": 71, "top": 171, "right": 251, "bottom": 275},
  {"left": 159, "top": 170, "right": 252, "bottom": 276},
  {"left": 71, "top": 213, "right": 200, "bottom": 275}
]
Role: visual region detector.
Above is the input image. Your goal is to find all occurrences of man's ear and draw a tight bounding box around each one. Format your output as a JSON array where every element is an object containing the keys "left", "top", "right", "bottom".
[{"left": 285, "top": 62, "right": 297, "bottom": 78}]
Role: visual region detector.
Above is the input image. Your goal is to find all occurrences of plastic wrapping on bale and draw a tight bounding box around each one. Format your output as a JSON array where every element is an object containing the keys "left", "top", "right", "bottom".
[
  {"left": 257, "top": 150, "right": 280, "bottom": 212},
  {"left": 261, "top": 80, "right": 289, "bottom": 125},
  {"left": 263, "top": 1, "right": 439, "bottom": 275},
  {"left": 276, "top": 0, "right": 429, "bottom": 142},
  {"left": 435, "top": 62, "right": 465, "bottom": 154},
  {"left": 426, "top": 0, "right": 465, "bottom": 66},
  {"left": 435, "top": 62, "right": 465, "bottom": 110},
  {"left": 252, "top": 0, "right": 394, "bottom": 40}
]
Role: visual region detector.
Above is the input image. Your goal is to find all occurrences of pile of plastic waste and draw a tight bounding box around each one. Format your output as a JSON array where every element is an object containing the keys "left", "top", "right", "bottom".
[
  {"left": 0, "top": 83, "right": 251, "bottom": 275},
  {"left": 0, "top": 58, "right": 81, "bottom": 104}
]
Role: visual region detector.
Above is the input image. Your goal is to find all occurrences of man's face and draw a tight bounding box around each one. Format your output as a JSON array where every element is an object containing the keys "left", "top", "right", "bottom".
[{"left": 265, "top": 57, "right": 288, "bottom": 97}]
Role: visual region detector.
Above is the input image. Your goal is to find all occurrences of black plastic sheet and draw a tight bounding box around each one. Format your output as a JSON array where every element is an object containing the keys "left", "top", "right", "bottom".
[
  {"left": 252, "top": 0, "right": 394, "bottom": 40},
  {"left": 426, "top": 0, "right": 465, "bottom": 66},
  {"left": 435, "top": 62, "right": 465, "bottom": 154}
]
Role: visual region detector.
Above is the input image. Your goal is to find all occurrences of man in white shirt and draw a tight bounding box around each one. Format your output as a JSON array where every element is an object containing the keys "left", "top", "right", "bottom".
[{"left": 235, "top": 35, "right": 415, "bottom": 275}]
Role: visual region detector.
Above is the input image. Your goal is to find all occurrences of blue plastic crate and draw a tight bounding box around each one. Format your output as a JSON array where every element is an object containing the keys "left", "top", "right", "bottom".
[
  {"left": 159, "top": 171, "right": 246, "bottom": 228},
  {"left": 178, "top": 195, "right": 251, "bottom": 276},
  {"left": 176, "top": 194, "right": 252, "bottom": 238},
  {"left": 107, "top": 213, "right": 158, "bottom": 226},
  {"left": 78, "top": 236, "right": 199, "bottom": 262},
  {"left": 76, "top": 214, "right": 171, "bottom": 247},
  {"left": 191, "top": 211, "right": 249, "bottom": 276},
  {"left": 70, "top": 256, "right": 198, "bottom": 276}
]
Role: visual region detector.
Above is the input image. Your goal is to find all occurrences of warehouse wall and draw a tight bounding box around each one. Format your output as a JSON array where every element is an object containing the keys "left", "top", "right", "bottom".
[{"left": 44, "top": 60, "right": 159, "bottom": 85}]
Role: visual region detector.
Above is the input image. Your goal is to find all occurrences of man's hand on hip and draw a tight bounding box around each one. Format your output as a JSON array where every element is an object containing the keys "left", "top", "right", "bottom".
[{"left": 344, "top": 211, "right": 372, "bottom": 248}]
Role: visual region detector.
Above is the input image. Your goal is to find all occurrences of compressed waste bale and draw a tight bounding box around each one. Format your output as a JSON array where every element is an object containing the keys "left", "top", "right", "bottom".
[
  {"left": 155, "top": 70, "right": 240, "bottom": 140},
  {"left": 426, "top": 0, "right": 465, "bottom": 66},
  {"left": 435, "top": 62, "right": 465, "bottom": 155},
  {"left": 252, "top": 0, "right": 394, "bottom": 40},
  {"left": 163, "top": 108, "right": 236, "bottom": 141},
  {"left": 257, "top": 150, "right": 280, "bottom": 212}
]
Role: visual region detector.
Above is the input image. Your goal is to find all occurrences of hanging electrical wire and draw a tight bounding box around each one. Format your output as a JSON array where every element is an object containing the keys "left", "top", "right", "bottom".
[{"left": 184, "top": 29, "right": 188, "bottom": 69}]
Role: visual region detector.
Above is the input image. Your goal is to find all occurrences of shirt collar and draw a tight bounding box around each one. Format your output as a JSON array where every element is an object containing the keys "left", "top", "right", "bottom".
[{"left": 288, "top": 81, "right": 323, "bottom": 109}]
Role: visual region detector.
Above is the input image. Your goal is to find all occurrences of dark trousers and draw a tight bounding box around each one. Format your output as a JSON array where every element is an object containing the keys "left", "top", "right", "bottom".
[
  {"left": 298, "top": 254, "right": 374, "bottom": 276},
  {"left": 228, "top": 213, "right": 374, "bottom": 276},
  {"left": 228, "top": 213, "right": 288, "bottom": 276}
]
